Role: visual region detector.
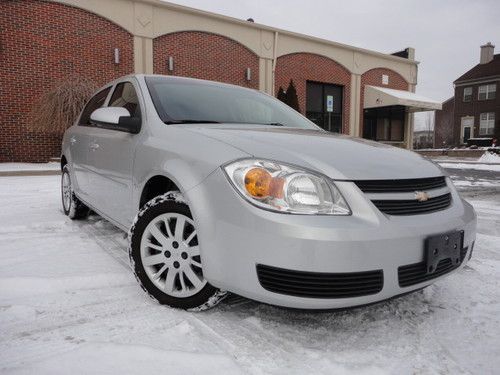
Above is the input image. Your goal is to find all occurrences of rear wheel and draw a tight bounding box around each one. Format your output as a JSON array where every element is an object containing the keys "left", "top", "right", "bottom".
[
  {"left": 129, "top": 194, "right": 226, "bottom": 310},
  {"left": 61, "top": 165, "right": 89, "bottom": 220}
]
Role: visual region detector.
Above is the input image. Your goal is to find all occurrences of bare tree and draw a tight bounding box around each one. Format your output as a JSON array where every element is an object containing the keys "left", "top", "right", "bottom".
[
  {"left": 434, "top": 110, "right": 454, "bottom": 148},
  {"left": 425, "top": 111, "right": 434, "bottom": 148},
  {"left": 30, "top": 76, "right": 98, "bottom": 134}
]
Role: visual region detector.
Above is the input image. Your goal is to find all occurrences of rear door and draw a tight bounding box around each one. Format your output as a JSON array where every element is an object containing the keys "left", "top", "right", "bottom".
[
  {"left": 70, "top": 87, "right": 111, "bottom": 200},
  {"left": 86, "top": 80, "right": 143, "bottom": 226}
]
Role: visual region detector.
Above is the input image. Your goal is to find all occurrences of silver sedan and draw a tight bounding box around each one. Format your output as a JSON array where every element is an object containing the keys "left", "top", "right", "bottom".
[{"left": 61, "top": 75, "right": 477, "bottom": 310}]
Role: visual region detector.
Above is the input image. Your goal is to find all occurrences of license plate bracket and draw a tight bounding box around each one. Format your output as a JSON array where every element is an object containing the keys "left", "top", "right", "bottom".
[{"left": 425, "top": 231, "right": 463, "bottom": 274}]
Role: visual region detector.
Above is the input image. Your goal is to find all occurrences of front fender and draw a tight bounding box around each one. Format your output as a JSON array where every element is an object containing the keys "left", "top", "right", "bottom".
[{"left": 132, "top": 129, "right": 249, "bottom": 218}]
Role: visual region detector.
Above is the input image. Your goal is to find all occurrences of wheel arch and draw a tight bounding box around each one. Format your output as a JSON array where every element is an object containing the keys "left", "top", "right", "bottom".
[
  {"left": 139, "top": 174, "right": 181, "bottom": 209},
  {"left": 61, "top": 155, "right": 68, "bottom": 170}
]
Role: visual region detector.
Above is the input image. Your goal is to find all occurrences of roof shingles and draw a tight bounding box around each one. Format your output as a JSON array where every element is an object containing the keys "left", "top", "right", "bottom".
[{"left": 454, "top": 54, "right": 500, "bottom": 83}]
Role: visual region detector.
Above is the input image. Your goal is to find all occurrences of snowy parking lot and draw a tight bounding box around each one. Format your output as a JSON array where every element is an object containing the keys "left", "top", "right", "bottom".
[{"left": 0, "top": 170, "right": 499, "bottom": 374}]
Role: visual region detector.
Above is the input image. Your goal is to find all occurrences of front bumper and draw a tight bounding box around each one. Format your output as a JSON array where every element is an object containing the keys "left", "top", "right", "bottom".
[{"left": 186, "top": 169, "right": 477, "bottom": 309}]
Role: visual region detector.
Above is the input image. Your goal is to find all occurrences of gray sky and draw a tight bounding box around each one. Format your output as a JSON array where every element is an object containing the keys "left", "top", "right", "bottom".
[{"left": 165, "top": 0, "right": 500, "bottom": 128}]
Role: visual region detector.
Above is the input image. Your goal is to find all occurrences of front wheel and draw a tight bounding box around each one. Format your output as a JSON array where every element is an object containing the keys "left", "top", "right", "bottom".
[
  {"left": 129, "top": 193, "right": 226, "bottom": 310},
  {"left": 61, "top": 165, "right": 89, "bottom": 220}
]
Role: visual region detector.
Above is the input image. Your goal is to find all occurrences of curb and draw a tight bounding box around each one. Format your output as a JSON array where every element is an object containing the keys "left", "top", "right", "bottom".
[{"left": 0, "top": 170, "right": 61, "bottom": 177}]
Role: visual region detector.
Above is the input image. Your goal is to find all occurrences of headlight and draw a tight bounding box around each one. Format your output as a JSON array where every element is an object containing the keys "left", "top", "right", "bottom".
[{"left": 223, "top": 159, "right": 351, "bottom": 215}]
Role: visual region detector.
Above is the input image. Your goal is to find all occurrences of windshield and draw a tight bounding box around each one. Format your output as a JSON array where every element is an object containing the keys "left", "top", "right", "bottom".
[{"left": 145, "top": 77, "right": 320, "bottom": 129}]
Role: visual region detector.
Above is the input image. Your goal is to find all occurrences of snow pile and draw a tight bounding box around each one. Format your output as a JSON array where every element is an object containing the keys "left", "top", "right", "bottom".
[
  {"left": 478, "top": 151, "right": 500, "bottom": 164},
  {"left": 439, "top": 162, "right": 500, "bottom": 172}
]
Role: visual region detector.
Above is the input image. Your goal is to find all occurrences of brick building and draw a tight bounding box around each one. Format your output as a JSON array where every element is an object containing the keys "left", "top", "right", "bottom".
[
  {"left": 0, "top": 0, "right": 441, "bottom": 162},
  {"left": 435, "top": 43, "right": 500, "bottom": 147}
]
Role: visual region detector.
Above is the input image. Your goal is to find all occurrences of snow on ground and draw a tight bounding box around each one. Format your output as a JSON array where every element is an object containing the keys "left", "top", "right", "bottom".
[
  {"left": 0, "top": 163, "right": 60, "bottom": 172},
  {"left": 1, "top": 175, "right": 499, "bottom": 374}
]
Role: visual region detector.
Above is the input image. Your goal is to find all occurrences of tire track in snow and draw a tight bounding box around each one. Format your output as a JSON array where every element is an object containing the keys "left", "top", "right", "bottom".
[
  {"left": 78, "top": 219, "right": 130, "bottom": 270},
  {"left": 78, "top": 216, "right": 319, "bottom": 373}
]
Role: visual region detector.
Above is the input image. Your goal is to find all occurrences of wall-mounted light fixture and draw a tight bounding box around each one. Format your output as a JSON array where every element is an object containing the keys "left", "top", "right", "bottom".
[
  {"left": 246, "top": 67, "right": 251, "bottom": 81},
  {"left": 114, "top": 48, "right": 120, "bottom": 64},
  {"left": 168, "top": 56, "right": 174, "bottom": 72}
]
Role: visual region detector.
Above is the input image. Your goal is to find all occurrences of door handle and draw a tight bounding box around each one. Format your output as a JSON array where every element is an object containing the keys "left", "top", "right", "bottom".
[
  {"left": 70, "top": 137, "right": 76, "bottom": 145},
  {"left": 89, "top": 142, "right": 100, "bottom": 151}
]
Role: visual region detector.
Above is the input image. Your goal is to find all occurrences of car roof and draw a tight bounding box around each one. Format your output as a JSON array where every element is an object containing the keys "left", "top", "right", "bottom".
[
  {"left": 92, "top": 74, "right": 261, "bottom": 99},
  {"left": 133, "top": 74, "right": 258, "bottom": 91}
]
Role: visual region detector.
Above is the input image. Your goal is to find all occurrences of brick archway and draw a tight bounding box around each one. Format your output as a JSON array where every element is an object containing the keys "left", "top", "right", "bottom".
[
  {"left": 153, "top": 31, "right": 259, "bottom": 89},
  {"left": 360, "top": 68, "right": 409, "bottom": 136},
  {"left": 0, "top": 0, "right": 134, "bottom": 162},
  {"left": 275, "top": 53, "right": 352, "bottom": 134}
]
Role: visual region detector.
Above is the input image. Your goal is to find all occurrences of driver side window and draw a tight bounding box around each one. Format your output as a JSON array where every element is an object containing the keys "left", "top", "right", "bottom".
[
  {"left": 109, "top": 82, "right": 141, "bottom": 119},
  {"left": 79, "top": 87, "right": 111, "bottom": 126}
]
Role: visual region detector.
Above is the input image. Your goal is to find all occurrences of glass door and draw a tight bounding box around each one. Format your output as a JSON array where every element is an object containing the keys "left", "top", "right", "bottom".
[
  {"left": 461, "top": 117, "right": 474, "bottom": 144},
  {"left": 306, "top": 81, "right": 343, "bottom": 132}
]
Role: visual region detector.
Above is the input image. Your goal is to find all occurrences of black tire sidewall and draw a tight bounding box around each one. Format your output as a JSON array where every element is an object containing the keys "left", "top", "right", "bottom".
[{"left": 130, "top": 199, "right": 218, "bottom": 309}]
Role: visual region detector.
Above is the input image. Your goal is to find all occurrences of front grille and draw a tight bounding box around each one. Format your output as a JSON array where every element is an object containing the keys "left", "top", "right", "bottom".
[
  {"left": 256, "top": 264, "right": 383, "bottom": 299},
  {"left": 398, "top": 247, "right": 467, "bottom": 287},
  {"left": 372, "top": 193, "right": 452, "bottom": 216},
  {"left": 355, "top": 176, "right": 447, "bottom": 193}
]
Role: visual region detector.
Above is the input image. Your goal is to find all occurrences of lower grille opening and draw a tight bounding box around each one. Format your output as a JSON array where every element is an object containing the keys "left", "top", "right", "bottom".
[
  {"left": 256, "top": 265, "right": 383, "bottom": 299},
  {"left": 398, "top": 247, "right": 468, "bottom": 287}
]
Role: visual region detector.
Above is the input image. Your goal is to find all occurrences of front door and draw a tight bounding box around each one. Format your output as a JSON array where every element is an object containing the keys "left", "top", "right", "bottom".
[
  {"left": 306, "top": 81, "right": 343, "bottom": 133},
  {"left": 86, "top": 81, "right": 142, "bottom": 227},
  {"left": 463, "top": 126, "right": 471, "bottom": 143},
  {"left": 461, "top": 117, "right": 474, "bottom": 144},
  {"left": 71, "top": 86, "right": 111, "bottom": 200}
]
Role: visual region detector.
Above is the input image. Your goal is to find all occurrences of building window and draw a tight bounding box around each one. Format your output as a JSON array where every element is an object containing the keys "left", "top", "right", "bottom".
[
  {"left": 306, "top": 81, "right": 343, "bottom": 133},
  {"left": 463, "top": 87, "right": 472, "bottom": 102},
  {"left": 479, "top": 112, "right": 495, "bottom": 135},
  {"left": 478, "top": 84, "right": 496, "bottom": 100},
  {"left": 363, "top": 106, "right": 405, "bottom": 142}
]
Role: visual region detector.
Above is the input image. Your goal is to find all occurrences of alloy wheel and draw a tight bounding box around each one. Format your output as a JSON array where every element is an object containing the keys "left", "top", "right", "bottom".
[
  {"left": 62, "top": 171, "right": 72, "bottom": 212},
  {"left": 140, "top": 213, "right": 207, "bottom": 298}
]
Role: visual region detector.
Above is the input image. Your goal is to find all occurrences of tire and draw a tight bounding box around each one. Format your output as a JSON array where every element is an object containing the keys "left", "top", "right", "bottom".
[
  {"left": 61, "top": 165, "right": 90, "bottom": 220},
  {"left": 129, "top": 193, "right": 226, "bottom": 310}
]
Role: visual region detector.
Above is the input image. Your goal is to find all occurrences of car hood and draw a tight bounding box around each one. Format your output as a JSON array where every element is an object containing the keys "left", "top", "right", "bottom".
[{"left": 185, "top": 125, "right": 443, "bottom": 180}]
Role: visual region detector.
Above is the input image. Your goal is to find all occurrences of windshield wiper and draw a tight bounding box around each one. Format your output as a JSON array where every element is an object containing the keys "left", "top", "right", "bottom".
[
  {"left": 164, "top": 119, "right": 221, "bottom": 124},
  {"left": 164, "top": 120, "right": 285, "bottom": 126},
  {"left": 264, "top": 122, "right": 285, "bottom": 126}
]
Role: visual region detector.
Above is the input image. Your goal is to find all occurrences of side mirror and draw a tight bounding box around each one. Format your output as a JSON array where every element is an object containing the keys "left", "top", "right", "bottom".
[{"left": 90, "top": 107, "right": 141, "bottom": 134}]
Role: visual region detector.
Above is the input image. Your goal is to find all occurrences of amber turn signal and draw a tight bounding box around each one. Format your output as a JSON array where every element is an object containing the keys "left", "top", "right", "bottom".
[{"left": 244, "top": 168, "right": 284, "bottom": 199}]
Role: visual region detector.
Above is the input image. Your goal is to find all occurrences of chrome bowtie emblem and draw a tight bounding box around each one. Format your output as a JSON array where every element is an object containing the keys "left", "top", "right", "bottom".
[{"left": 415, "top": 191, "right": 430, "bottom": 202}]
